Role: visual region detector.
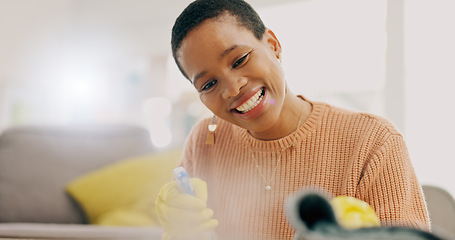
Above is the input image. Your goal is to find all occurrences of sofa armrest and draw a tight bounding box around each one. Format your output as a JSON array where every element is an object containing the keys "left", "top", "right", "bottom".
[{"left": 0, "top": 223, "right": 162, "bottom": 240}]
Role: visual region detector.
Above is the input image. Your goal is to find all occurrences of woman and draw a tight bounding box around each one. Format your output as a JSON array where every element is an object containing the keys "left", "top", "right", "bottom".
[{"left": 155, "top": 0, "right": 430, "bottom": 239}]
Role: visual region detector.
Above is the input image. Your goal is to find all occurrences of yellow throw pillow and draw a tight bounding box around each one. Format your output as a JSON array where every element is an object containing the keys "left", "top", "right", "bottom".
[{"left": 66, "top": 149, "right": 181, "bottom": 226}]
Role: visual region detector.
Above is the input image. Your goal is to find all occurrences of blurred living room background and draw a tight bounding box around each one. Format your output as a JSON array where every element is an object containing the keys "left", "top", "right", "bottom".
[{"left": 1, "top": 0, "right": 454, "bottom": 194}]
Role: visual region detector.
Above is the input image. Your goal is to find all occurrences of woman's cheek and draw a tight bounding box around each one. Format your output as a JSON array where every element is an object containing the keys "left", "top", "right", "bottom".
[{"left": 200, "top": 95, "right": 215, "bottom": 110}]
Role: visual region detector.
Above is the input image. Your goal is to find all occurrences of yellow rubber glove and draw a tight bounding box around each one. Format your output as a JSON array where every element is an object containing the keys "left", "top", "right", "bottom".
[
  {"left": 330, "top": 196, "right": 381, "bottom": 229},
  {"left": 155, "top": 178, "right": 218, "bottom": 240}
]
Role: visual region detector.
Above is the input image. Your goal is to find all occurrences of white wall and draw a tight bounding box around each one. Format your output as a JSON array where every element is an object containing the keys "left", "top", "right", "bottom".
[
  {"left": 404, "top": 0, "right": 455, "bottom": 195},
  {"left": 259, "top": 0, "right": 387, "bottom": 117}
]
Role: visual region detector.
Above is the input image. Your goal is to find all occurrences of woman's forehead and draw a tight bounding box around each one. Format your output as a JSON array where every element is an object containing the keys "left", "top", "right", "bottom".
[
  {"left": 176, "top": 15, "right": 265, "bottom": 81},
  {"left": 180, "top": 18, "right": 258, "bottom": 55}
]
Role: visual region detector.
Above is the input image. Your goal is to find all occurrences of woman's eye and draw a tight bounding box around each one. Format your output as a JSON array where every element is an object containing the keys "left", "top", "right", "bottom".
[
  {"left": 232, "top": 52, "right": 251, "bottom": 69},
  {"left": 201, "top": 80, "right": 217, "bottom": 91}
]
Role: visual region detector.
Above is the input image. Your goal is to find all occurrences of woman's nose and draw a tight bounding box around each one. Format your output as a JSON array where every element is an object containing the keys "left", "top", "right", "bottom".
[{"left": 221, "top": 77, "right": 248, "bottom": 99}]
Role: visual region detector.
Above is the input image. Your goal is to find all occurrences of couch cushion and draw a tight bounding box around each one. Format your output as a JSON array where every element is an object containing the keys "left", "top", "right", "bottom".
[
  {"left": 0, "top": 125, "right": 154, "bottom": 224},
  {"left": 66, "top": 150, "right": 180, "bottom": 226}
]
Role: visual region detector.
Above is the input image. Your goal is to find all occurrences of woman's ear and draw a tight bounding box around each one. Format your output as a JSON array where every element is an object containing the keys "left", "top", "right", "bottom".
[{"left": 264, "top": 28, "right": 282, "bottom": 60}]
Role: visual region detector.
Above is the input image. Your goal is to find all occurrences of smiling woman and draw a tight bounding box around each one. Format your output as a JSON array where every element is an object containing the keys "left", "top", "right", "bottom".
[
  {"left": 155, "top": 0, "right": 431, "bottom": 239},
  {"left": 176, "top": 13, "right": 309, "bottom": 140}
]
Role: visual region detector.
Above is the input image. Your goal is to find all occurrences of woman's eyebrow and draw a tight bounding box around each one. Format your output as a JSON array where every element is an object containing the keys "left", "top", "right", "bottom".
[
  {"left": 193, "top": 71, "right": 207, "bottom": 86},
  {"left": 220, "top": 45, "right": 239, "bottom": 59},
  {"left": 193, "top": 45, "right": 246, "bottom": 85}
]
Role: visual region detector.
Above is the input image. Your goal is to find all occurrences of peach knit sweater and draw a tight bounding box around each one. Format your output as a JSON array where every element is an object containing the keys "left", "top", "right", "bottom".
[{"left": 180, "top": 99, "right": 430, "bottom": 240}]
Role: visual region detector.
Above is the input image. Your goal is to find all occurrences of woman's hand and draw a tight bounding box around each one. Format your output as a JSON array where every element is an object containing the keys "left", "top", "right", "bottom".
[{"left": 155, "top": 178, "right": 218, "bottom": 240}]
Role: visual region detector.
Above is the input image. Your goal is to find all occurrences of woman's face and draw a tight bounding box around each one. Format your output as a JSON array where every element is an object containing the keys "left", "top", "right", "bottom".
[{"left": 177, "top": 14, "right": 287, "bottom": 136}]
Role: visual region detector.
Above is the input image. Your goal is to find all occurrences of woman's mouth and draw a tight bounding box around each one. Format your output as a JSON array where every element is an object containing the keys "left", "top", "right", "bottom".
[{"left": 235, "top": 87, "right": 265, "bottom": 114}]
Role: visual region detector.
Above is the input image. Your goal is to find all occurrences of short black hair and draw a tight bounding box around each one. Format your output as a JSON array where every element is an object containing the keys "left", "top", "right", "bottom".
[{"left": 171, "top": 0, "right": 266, "bottom": 80}]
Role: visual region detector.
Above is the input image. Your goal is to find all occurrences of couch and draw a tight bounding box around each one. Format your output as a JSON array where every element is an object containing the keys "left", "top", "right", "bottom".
[{"left": 0, "top": 125, "right": 180, "bottom": 239}]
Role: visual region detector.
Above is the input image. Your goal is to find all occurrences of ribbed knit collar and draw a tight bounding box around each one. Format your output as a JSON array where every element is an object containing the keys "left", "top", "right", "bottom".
[{"left": 236, "top": 96, "right": 325, "bottom": 152}]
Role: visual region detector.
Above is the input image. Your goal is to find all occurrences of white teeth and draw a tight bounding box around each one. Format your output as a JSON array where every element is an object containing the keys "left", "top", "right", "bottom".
[{"left": 236, "top": 88, "right": 264, "bottom": 113}]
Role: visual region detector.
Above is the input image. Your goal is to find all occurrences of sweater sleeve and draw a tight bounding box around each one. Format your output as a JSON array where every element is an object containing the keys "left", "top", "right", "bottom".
[{"left": 356, "top": 134, "right": 430, "bottom": 231}]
